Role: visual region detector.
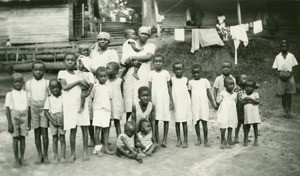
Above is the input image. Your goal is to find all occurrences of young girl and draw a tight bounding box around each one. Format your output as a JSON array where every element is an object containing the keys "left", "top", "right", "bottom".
[
  {"left": 106, "top": 62, "right": 124, "bottom": 137},
  {"left": 149, "top": 54, "right": 173, "bottom": 147},
  {"left": 137, "top": 119, "right": 159, "bottom": 156},
  {"left": 234, "top": 74, "right": 247, "bottom": 143},
  {"left": 242, "top": 80, "right": 261, "bottom": 146},
  {"left": 171, "top": 62, "right": 191, "bottom": 148},
  {"left": 189, "top": 64, "right": 217, "bottom": 147},
  {"left": 58, "top": 52, "right": 90, "bottom": 162},
  {"left": 216, "top": 77, "right": 238, "bottom": 149}
]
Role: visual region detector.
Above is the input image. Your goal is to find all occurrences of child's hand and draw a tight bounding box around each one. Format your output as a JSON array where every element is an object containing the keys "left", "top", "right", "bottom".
[
  {"left": 28, "top": 123, "right": 31, "bottom": 131},
  {"left": 8, "top": 123, "right": 14, "bottom": 133},
  {"left": 169, "top": 102, "right": 174, "bottom": 110}
]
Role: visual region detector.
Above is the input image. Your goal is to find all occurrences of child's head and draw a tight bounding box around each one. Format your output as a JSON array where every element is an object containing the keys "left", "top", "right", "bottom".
[
  {"left": 244, "top": 80, "right": 258, "bottom": 95},
  {"left": 191, "top": 64, "right": 202, "bottom": 80},
  {"left": 77, "top": 57, "right": 91, "bottom": 72},
  {"left": 64, "top": 52, "right": 77, "bottom": 71},
  {"left": 138, "top": 119, "right": 152, "bottom": 135},
  {"left": 124, "top": 121, "right": 136, "bottom": 137},
  {"left": 224, "top": 77, "right": 235, "bottom": 92},
  {"left": 235, "top": 74, "right": 247, "bottom": 88},
  {"left": 11, "top": 73, "right": 24, "bottom": 91},
  {"left": 49, "top": 79, "right": 62, "bottom": 97},
  {"left": 78, "top": 45, "right": 90, "bottom": 57},
  {"left": 124, "top": 29, "right": 136, "bottom": 39},
  {"left": 153, "top": 54, "right": 164, "bottom": 71},
  {"left": 280, "top": 40, "right": 289, "bottom": 54},
  {"left": 106, "top": 62, "right": 119, "bottom": 78},
  {"left": 173, "top": 62, "right": 184, "bottom": 78},
  {"left": 96, "top": 66, "right": 108, "bottom": 84},
  {"left": 32, "top": 61, "right": 45, "bottom": 81},
  {"left": 221, "top": 61, "right": 232, "bottom": 76},
  {"left": 138, "top": 86, "right": 151, "bottom": 104}
]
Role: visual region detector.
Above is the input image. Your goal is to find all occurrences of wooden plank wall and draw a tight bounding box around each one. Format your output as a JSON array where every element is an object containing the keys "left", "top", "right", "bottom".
[
  {"left": 0, "top": 4, "right": 69, "bottom": 44},
  {"left": 0, "top": 7, "right": 9, "bottom": 44}
]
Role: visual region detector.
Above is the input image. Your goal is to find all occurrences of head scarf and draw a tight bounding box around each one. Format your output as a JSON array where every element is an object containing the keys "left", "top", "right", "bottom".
[
  {"left": 138, "top": 26, "right": 151, "bottom": 36},
  {"left": 97, "top": 32, "right": 111, "bottom": 41}
]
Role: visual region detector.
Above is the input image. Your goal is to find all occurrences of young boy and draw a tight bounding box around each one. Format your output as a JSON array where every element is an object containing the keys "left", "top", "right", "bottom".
[
  {"left": 272, "top": 40, "right": 298, "bottom": 118},
  {"left": 25, "top": 61, "right": 50, "bottom": 164},
  {"left": 44, "top": 79, "right": 66, "bottom": 164},
  {"left": 120, "top": 29, "right": 144, "bottom": 80},
  {"left": 5, "top": 73, "right": 29, "bottom": 168}
]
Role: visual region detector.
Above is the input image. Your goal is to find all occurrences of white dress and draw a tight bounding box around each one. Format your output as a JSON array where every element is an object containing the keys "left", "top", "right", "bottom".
[
  {"left": 122, "top": 42, "right": 156, "bottom": 112},
  {"left": 243, "top": 92, "right": 261, "bottom": 124},
  {"left": 58, "top": 70, "right": 90, "bottom": 130},
  {"left": 108, "top": 78, "right": 124, "bottom": 120},
  {"left": 189, "top": 78, "right": 211, "bottom": 123},
  {"left": 171, "top": 77, "right": 191, "bottom": 122},
  {"left": 216, "top": 90, "right": 237, "bottom": 128},
  {"left": 90, "top": 49, "right": 118, "bottom": 71},
  {"left": 149, "top": 70, "right": 171, "bottom": 121}
]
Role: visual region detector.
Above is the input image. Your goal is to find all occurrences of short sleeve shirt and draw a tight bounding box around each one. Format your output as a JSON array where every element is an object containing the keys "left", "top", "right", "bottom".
[
  {"left": 25, "top": 78, "right": 49, "bottom": 102},
  {"left": 44, "top": 95, "right": 63, "bottom": 114},
  {"left": 5, "top": 89, "right": 28, "bottom": 111},
  {"left": 272, "top": 52, "right": 298, "bottom": 72},
  {"left": 91, "top": 82, "right": 112, "bottom": 111},
  {"left": 90, "top": 49, "right": 119, "bottom": 71},
  {"left": 213, "top": 74, "right": 236, "bottom": 94}
]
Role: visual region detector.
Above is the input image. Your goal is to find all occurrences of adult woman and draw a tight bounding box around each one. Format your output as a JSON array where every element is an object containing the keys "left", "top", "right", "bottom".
[
  {"left": 90, "top": 32, "right": 119, "bottom": 74},
  {"left": 122, "top": 26, "right": 156, "bottom": 120}
]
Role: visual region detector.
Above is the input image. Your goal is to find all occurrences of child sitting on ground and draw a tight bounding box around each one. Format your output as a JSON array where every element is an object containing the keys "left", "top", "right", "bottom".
[
  {"left": 137, "top": 119, "right": 159, "bottom": 156},
  {"left": 120, "top": 29, "right": 144, "bottom": 80},
  {"left": 116, "top": 121, "right": 143, "bottom": 163},
  {"left": 5, "top": 73, "right": 30, "bottom": 168},
  {"left": 44, "top": 79, "right": 66, "bottom": 164}
]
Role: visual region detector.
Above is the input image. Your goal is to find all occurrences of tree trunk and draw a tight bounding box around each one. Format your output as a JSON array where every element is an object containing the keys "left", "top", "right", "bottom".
[{"left": 88, "top": 0, "right": 95, "bottom": 37}]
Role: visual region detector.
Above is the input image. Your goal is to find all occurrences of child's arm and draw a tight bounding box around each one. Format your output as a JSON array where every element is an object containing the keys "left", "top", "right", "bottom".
[
  {"left": 44, "top": 110, "right": 58, "bottom": 127},
  {"left": 121, "top": 79, "right": 124, "bottom": 97},
  {"left": 213, "top": 87, "right": 218, "bottom": 102},
  {"left": 207, "top": 88, "right": 218, "bottom": 110},
  {"left": 244, "top": 96, "right": 260, "bottom": 105},
  {"left": 27, "top": 108, "right": 31, "bottom": 131},
  {"left": 167, "top": 81, "right": 174, "bottom": 110},
  {"left": 85, "top": 83, "right": 94, "bottom": 97},
  {"left": 129, "top": 41, "right": 144, "bottom": 52},
  {"left": 59, "top": 79, "right": 83, "bottom": 91},
  {"left": 120, "top": 68, "right": 129, "bottom": 80},
  {"left": 150, "top": 105, "right": 156, "bottom": 143},
  {"left": 6, "top": 107, "right": 13, "bottom": 133},
  {"left": 120, "top": 136, "right": 137, "bottom": 155},
  {"left": 131, "top": 105, "right": 137, "bottom": 124}
]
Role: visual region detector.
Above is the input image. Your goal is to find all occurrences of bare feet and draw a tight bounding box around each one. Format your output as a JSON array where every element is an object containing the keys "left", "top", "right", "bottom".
[
  {"left": 234, "top": 137, "right": 239, "bottom": 143},
  {"left": 253, "top": 140, "right": 259, "bottom": 146},
  {"left": 69, "top": 155, "right": 76, "bottom": 163},
  {"left": 34, "top": 156, "right": 43, "bottom": 165},
  {"left": 132, "top": 73, "right": 139, "bottom": 80},
  {"left": 53, "top": 157, "right": 59, "bottom": 164},
  {"left": 104, "top": 148, "right": 115, "bottom": 155},
  {"left": 137, "top": 153, "right": 147, "bottom": 158},
  {"left": 176, "top": 141, "right": 182, "bottom": 147},
  {"left": 145, "top": 152, "right": 152, "bottom": 156},
  {"left": 43, "top": 157, "right": 50, "bottom": 165},
  {"left": 78, "top": 107, "right": 84, "bottom": 113},
  {"left": 195, "top": 139, "right": 202, "bottom": 146},
  {"left": 182, "top": 143, "right": 188, "bottom": 148},
  {"left": 243, "top": 141, "right": 248, "bottom": 147},
  {"left": 161, "top": 143, "right": 167, "bottom": 148},
  {"left": 204, "top": 141, "right": 210, "bottom": 148},
  {"left": 135, "top": 157, "right": 143, "bottom": 163},
  {"left": 88, "top": 141, "right": 95, "bottom": 147},
  {"left": 60, "top": 157, "right": 66, "bottom": 163},
  {"left": 19, "top": 158, "right": 28, "bottom": 166},
  {"left": 228, "top": 140, "right": 234, "bottom": 146},
  {"left": 13, "top": 161, "right": 21, "bottom": 168},
  {"left": 220, "top": 144, "right": 226, "bottom": 149},
  {"left": 82, "top": 155, "right": 90, "bottom": 162}
]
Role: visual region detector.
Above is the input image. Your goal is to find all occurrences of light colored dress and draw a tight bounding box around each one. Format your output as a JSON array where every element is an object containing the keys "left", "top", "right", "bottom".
[
  {"left": 171, "top": 77, "right": 191, "bottom": 122},
  {"left": 116, "top": 133, "right": 135, "bottom": 148},
  {"left": 58, "top": 70, "right": 90, "bottom": 130},
  {"left": 137, "top": 132, "right": 153, "bottom": 152},
  {"left": 90, "top": 49, "right": 118, "bottom": 71},
  {"left": 108, "top": 78, "right": 124, "bottom": 120},
  {"left": 243, "top": 92, "right": 261, "bottom": 124},
  {"left": 213, "top": 74, "right": 236, "bottom": 95},
  {"left": 216, "top": 90, "right": 237, "bottom": 128},
  {"left": 189, "top": 78, "right": 211, "bottom": 123},
  {"left": 122, "top": 42, "right": 156, "bottom": 112},
  {"left": 135, "top": 102, "right": 153, "bottom": 126},
  {"left": 149, "top": 70, "right": 171, "bottom": 121}
]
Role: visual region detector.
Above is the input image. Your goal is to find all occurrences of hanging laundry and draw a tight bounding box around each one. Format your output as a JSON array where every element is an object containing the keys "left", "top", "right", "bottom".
[
  {"left": 241, "top": 23, "right": 249, "bottom": 31},
  {"left": 199, "top": 28, "right": 224, "bottom": 47},
  {"left": 186, "top": 7, "right": 191, "bottom": 22},
  {"left": 230, "top": 25, "right": 249, "bottom": 64},
  {"left": 191, "top": 29, "right": 200, "bottom": 53},
  {"left": 253, "top": 20, "right": 263, "bottom": 34},
  {"left": 174, "top": 29, "right": 185, "bottom": 42}
]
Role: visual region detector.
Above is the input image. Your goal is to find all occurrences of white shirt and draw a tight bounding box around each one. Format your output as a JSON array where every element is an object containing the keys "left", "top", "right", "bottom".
[
  {"left": 5, "top": 89, "right": 28, "bottom": 111},
  {"left": 44, "top": 95, "right": 63, "bottom": 114},
  {"left": 90, "top": 49, "right": 118, "bottom": 71},
  {"left": 272, "top": 52, "right": 298, "bottom": 72},
  {"left": 25, "top": 78, "right": 49, "bottom": 101},
  {"left": 213, "top": 74, "right": 236, "bottom": 94},
  {"left": 91, "top": 82, "right": 112, "bottom": 111}
]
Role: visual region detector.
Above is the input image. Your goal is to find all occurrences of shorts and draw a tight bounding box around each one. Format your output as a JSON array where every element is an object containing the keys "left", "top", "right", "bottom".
[
  {"left": 49, "top": 112, "right": 65, "bottom": 135},
  {"left": 11, "top": 110, "right": 28, "bottom": 137},
  {"left": 93, "top": 109, "right": 111, "bottom": 128},
  {"left": 277, "top": 76, "right": 296, "bottom": 95},
  {"left": 31, "top": 100, "right": 48, "bottom": 129}
]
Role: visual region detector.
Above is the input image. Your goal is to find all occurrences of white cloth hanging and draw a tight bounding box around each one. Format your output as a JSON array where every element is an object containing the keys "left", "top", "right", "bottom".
[
  {"left": 253, "top": 20, "right": 263, "bottom": 34},
  {"left": 198, "top": 28, "right": 224, "bottom": 47},
  {"left": 191, "top": 29, "right": 200, "bottom": 53},
  {"left": 174, "top": 29, "right": 185, "bottom": 41},
  {"left": 186, "top": 8, "right": 191, "bottom": 21},
  {"left": 230, "top": 25, "right": 249, "bottom": 64}
]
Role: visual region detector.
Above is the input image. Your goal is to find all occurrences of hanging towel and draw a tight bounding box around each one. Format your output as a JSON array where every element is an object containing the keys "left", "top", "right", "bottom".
[
  {"left": 230, "top": 25, "right": 249, "bottom": 64},
  {"left": 174, "top": 29, "right": 185, "bottom": 42},
  {"left": 191, "top": 29, "right": 200, "bottom": 53},
  {"left": 198, "top": 28, "right": 224, "bottom": 47},
  {"left": 186, "top": 8, "right": 191, "bottom": 22},
  {"left": 253, "top": 20, "right": 263, "bottom": 34}
]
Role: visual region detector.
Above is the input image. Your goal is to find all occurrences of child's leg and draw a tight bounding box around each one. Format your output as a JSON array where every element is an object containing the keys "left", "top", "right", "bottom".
[
  {"left": 70, "top": 128, "right": 77, "bottom": 162},
  {"left": 19, "top": 136, "right": 27, "bottom": 166},
  {"left": 79, "top": 92, "right": 86, "bottom": 113},
  {"left": 126, "top": 112, "right": 131, "bottom": 122},
  {"left": 52, "top": 134, "right": 59, "bottom": 163},
  {"left": 145, "top": 143, "right": 159, "bottom": 156},
  {"left": 227, "top": 127, "right": 233, "bottom": 146},
  {"left": 201, "top": 120, "right": 210, "bottom": 147},
  {"left": 220, "top": 128, "right": 226, "bottom": 149},
  {"left": 175, "top": 122, "right": 182, "bottom": 147},
  {"left": 94, "top": 126, "right": 101, "bottom": 154},
  {"left": 253, "top": 124, "right": 259, "bottom": 146},
  {"left": 281, "top": 95, "right": 287, "bottom": 116},
  {"left": 286, "top": 94, "right": 292, "bottom": 118},
  {"left": 161, "top": 121, "right": 169, "bottom": 147},
  {"left": 59, "top": 134, "right": 66, "bottom": 162},
  {"left": 34, "top": 128, "right": 43, "bottom": 164},
  {"left": 243, "top": 124, "right": 250, "bottom": 146},
  {"left": 103, "top": 127, "right": 114, "bottom": 155},
  {"left": 88, "top": 120, "right": 95, "bottom": 147},
  {"left": 155, "top": 120, "right": 160, "bottom": 144},
  {"left": 81, "top": 126, "right": 89, "bottom": 161},
  {"left": 41, "top": 127, "right": 49, "bottom": 164},
  {"left": 132, "top": 61, "right": 141, "bottom": 80},
  {"left": 234, "top": 121, "right": 242, "bottom": 143},
  {"left": 195, "top": 120, "right": 201, "bottom": 146},
  {"left": 114, "top": 119, "right": 121, "bottom": 137},
  {"left": 13, "top": 137, "right": 20, "bottom": 168},
  {"left": 182, "top": 122, "right": 188, "bottom": 148}
]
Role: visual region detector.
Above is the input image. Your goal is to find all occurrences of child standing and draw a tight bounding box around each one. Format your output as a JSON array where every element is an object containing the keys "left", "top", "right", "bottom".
[
  {"left": 106, "top": 62, "right": 124, "bottom": 137},
  {"left": 25, "top": 61, "right": 50, "bottom": 164},
  {"left": 137, "top": 119, "right": 159, "bottom": 156},
  {"left": 149, "top": 54, "right": 173, "bottom": 147},
  {"left": 272, "top": 40, "right": 298, "bottom": 118},
  {"left": 92, "top": 67, "right": 114, "bottom": 155},
  {"left": 44, "top": 79, "right": 66, "bottom": 164},
  {"left": 189, "top": 64, "right": 217, "bottom": 147},
  {"left": 171, "top": 62, "right": 191, "bottom": 148},
  {"left": 234, "top": 74, "right": 247, "bottom": 143},
  {"left": 216, "top": 77, "right": 238, "bottom": 149},
  {"left": 5, "top": 73, "right": 29, "bottom": 168},
  {"left": 242, "top": 80, "right": 261, "bottom": 146},
  {"left": 58, "top": 52, "right": 90, "bottom": 162}
]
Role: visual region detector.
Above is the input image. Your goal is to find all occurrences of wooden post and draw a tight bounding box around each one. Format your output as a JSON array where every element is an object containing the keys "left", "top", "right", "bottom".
[
  {"left": 237, "top": 0, "right": 242, "bottom": 25},
  {"left": 82, "top": 3, "right": 85, "bottom": 37}
]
